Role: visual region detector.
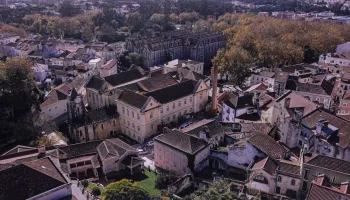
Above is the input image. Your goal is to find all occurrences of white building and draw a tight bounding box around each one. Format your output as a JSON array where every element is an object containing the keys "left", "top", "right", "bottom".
[
  {"left": 88, "top": 58, "right": 103, "bottom": 74},
  {"left": 100, "top": 59, "right": 118, "bottom": 78},
  {"left": 116, "top": 80, "right": 209, "bottom": 143},
  {"left": 40, "top": 84, "right": 72, "bottom": 121},
  {"left": 249, "top": 71, "right": 275, "bottom": 87},
  {"left": 319, "top": 52, "right": 350, "bottom": 67},
  {"left": 163, "top": 59, "right": 204, "bottom": 75}
]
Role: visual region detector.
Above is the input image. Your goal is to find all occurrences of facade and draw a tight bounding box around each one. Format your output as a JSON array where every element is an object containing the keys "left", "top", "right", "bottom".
[
  {"left": 249, "top": 71, "right": 275, "bottom": 87},
  {"left": 274, "top": 72, "right": 289, "bottom": 98},
  {"left": 58, "top": 139, "right": 143, "bottom": 179},
  {"left": 67, "top": 89, "right": 120, "bottom": 143},
  {"left": 221, "top": 92, "right": 260, "bottom": 122},
  {"left": 154, "top": 128, "right": 210, "bottom": 175},
  {"left": 85, "top": 67, "right": 146, "bottom": 110},
  {"left": 116, "top": 80, "right": 209, "bottom": 143},
  {"left": 163, "top": 59, "right": 204, "bottom": 75},
  {"left": 126, "top": 30, "right": 226, "bottom": 68},
  {"left": 40, "top": 83, "right": 72, "bottom": 121},
  {"left": 247, "top": 158, "right": 302, "bottom": 199},
  {"left": 319, "top": 52, "right": 350, "bottom": 67},
  {"left": 298, "top": 110, "right": 350, "bottom": 160},
  {"left": 292, "top": 83, "right": 332, "bottom": 109},
  {"left": 300, "top": 154, "right": 350, "bottom": 198},
  {"left": 100, "top": 59, "right": 118, "bottom": 78}
]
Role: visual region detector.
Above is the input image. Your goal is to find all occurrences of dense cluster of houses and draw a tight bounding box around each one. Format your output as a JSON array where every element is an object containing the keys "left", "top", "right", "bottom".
[{"left": 5, "top": 30, "right": 350, "bottom": 199}]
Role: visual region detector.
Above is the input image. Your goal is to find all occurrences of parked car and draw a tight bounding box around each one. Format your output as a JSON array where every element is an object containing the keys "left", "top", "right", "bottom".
[
  {"left": 146, "top": 141, "right": 154, "bottom": 147},
  {"left": 179, "top": 120, "right": 194, "bottom": 129},
  {"left": 137, "top": 148, "right": 144, "bottom": 152}
]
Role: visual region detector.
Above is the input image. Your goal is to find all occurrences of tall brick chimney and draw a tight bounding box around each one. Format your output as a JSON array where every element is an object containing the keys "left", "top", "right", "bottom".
[{"left": 211, "top": 64, "right": 218, "bottom": 112}]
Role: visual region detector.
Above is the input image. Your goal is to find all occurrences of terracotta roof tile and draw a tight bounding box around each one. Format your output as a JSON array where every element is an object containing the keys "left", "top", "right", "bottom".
[
  {"left": 248, "top": 134, "right": 288, "bottom": 159},
  {"left": 155, "top": 128, "right": 209, "bottom": 154},
  {"left": 305, "top": 154, "right": 350, "bottom": 175},
  {"left": 0, "top": 157, "right": 67, "bottom": 200}
]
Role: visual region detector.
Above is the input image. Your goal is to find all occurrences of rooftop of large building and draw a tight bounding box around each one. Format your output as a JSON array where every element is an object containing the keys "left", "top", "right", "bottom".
[{"left": 0, "top": 157, "right": 68, "bottom": 200}]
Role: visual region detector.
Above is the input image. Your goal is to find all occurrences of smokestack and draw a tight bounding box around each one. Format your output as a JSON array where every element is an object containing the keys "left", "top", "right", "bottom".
[{"left": 211, "top": 65, "right": 218, "bottom": 112}]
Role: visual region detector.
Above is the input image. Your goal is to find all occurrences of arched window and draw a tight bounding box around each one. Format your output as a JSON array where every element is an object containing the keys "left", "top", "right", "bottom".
[
  {"left": 278, "top": 176, "right": 282, "bottom": 182},
  {"left": 291, "top": 179, "right": 295, "bottom": 186}
]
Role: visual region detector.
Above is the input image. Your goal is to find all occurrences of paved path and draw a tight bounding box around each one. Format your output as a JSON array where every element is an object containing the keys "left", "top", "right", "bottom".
[{"left": 71, "top": 181, "right": 87, "bottom": 200}]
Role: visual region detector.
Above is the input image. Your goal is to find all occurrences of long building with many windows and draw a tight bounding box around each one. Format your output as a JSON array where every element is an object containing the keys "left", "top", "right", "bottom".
[{"left": 126, "top": 31, "right": 226, "bottom": 68}]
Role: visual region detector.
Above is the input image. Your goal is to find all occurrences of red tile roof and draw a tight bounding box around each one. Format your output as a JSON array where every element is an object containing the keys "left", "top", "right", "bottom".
[{"left": 248, "top": 134, "right": 288, "bottom": 159}]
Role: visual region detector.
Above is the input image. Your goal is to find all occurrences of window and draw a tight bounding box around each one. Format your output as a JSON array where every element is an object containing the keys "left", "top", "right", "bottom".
[
  {"left": 122, "top": 107, "right": 125, "bottom": 114},
  {"left": 277, "top": 176, "right": 282, "bottom": 182},
  {"left": 137, "top": 126, "right": 140, "bottom": 131},
  {"left": 159, "top": 155, "right": 162, "bottom": 160},
  {"left": 132, "top": 123, "right": 135, "bottom": 129},
  {"left": 151, "top": 124, "right": 154, "bottom": 130},
  {"left": 332, "top": 176, "right": 336, "bottom": 182},
  {"left": 101, "top": 124, "right": 104, "bottom": 130},
  {"left": 128, "top": 121, "right": 130, "bottom": 126},
  {"left": 190, "top": 97, "right": 192, "bottom": 102},
  {"left": 173, "top": 103, "right": 175, "bottom": 109},
  {"left": 137, "top": 114, "right": 140, "bottom": 120},
  {"left": 127, "top": 109, "right": 129, "bottom": 116},
  {"left": 113, "top": 120, "right": 116, "bottom": 126},
  {"left": 178, "top": 101, "right": 181, "bottom": 107},
  {"left": 184, "top": 98, "right": 187, "bottom": 104},
  {"left": 160, "top": 108, "right": 163, "bottom": 113},
  {"left": 132, "top": 111, "right": 134, "bottom": 118},
  {"left": 200, "top": 94, "right": 202, "bottom": 100},
  {"left": 304, "top": 169, "right": 310, "bottom": 180},
  {"left": 167, "top": 105, "right": 169, "bottom": 111},
  {"left": 291, "top": 179, "right": 295, "bottom": 186},
  {"left": 150, "top": 112, "right": 153, "bottom": 119},
  {"left": 173, "top": 115, "right": 176, "bottom": 120}
]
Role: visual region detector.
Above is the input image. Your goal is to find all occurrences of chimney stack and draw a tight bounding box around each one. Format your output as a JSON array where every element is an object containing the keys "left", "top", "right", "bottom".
[
  {"left": 211, "top": 65, "right": 218, "bottom": 113},
  {"left": 340, "top": 182, "right": 350, "bottom": 194}
]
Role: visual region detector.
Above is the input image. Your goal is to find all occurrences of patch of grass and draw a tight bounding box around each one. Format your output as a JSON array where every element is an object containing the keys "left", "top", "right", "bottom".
[
  {"left": 88, "top": 182, "right": 105, "bottom": 195},
  {"left": 137, "top": 170, "right": 161, "bottom": 196}
]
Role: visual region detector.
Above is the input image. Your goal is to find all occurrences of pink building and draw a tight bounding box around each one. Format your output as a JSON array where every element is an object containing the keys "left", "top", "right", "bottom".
[{"left": 154, "top": 128, "right": 210, "bottom": 175}]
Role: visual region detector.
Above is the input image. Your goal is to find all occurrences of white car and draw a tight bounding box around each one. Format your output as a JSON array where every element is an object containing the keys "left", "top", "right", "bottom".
[{"left": 137, "top": 148, "right": 144, "bottom": 152}]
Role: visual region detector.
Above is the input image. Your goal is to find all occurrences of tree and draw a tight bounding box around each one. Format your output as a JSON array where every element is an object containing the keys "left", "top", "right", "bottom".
[
  {"left": 81, "top": 180, "right": 88, "bottom": 188},
  {"left": 212, "top": 48, "right": 252, "bottom": 87},
  {"left": 155, "top": 172, "right": 178, "bottom": 189},
  {"left": 126, "top": 12, "right": 143, "bottom": 33},
  {"left": 92, "top": 187, "right": 101, "bottom": 196},
  {"left": 0, "top": 58, "right": 40, "bottom": 143},
  {"left": 103, "top": 179, "right": 151, "bottom": 200},
  {"left": 188, "top": 179, "right": 239, "bottom": 200},
  {"left": 129, "top": 52, "right": 143, "bottom": 67},
  {"left": 36, "top": 135, "right": 59, "bottom": 147},
  {"left": 59, "top": 0, "right": 80, "bottom": 17},
  {"left": 179, "top": 12, "right": 199, "bottom": 24}
]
